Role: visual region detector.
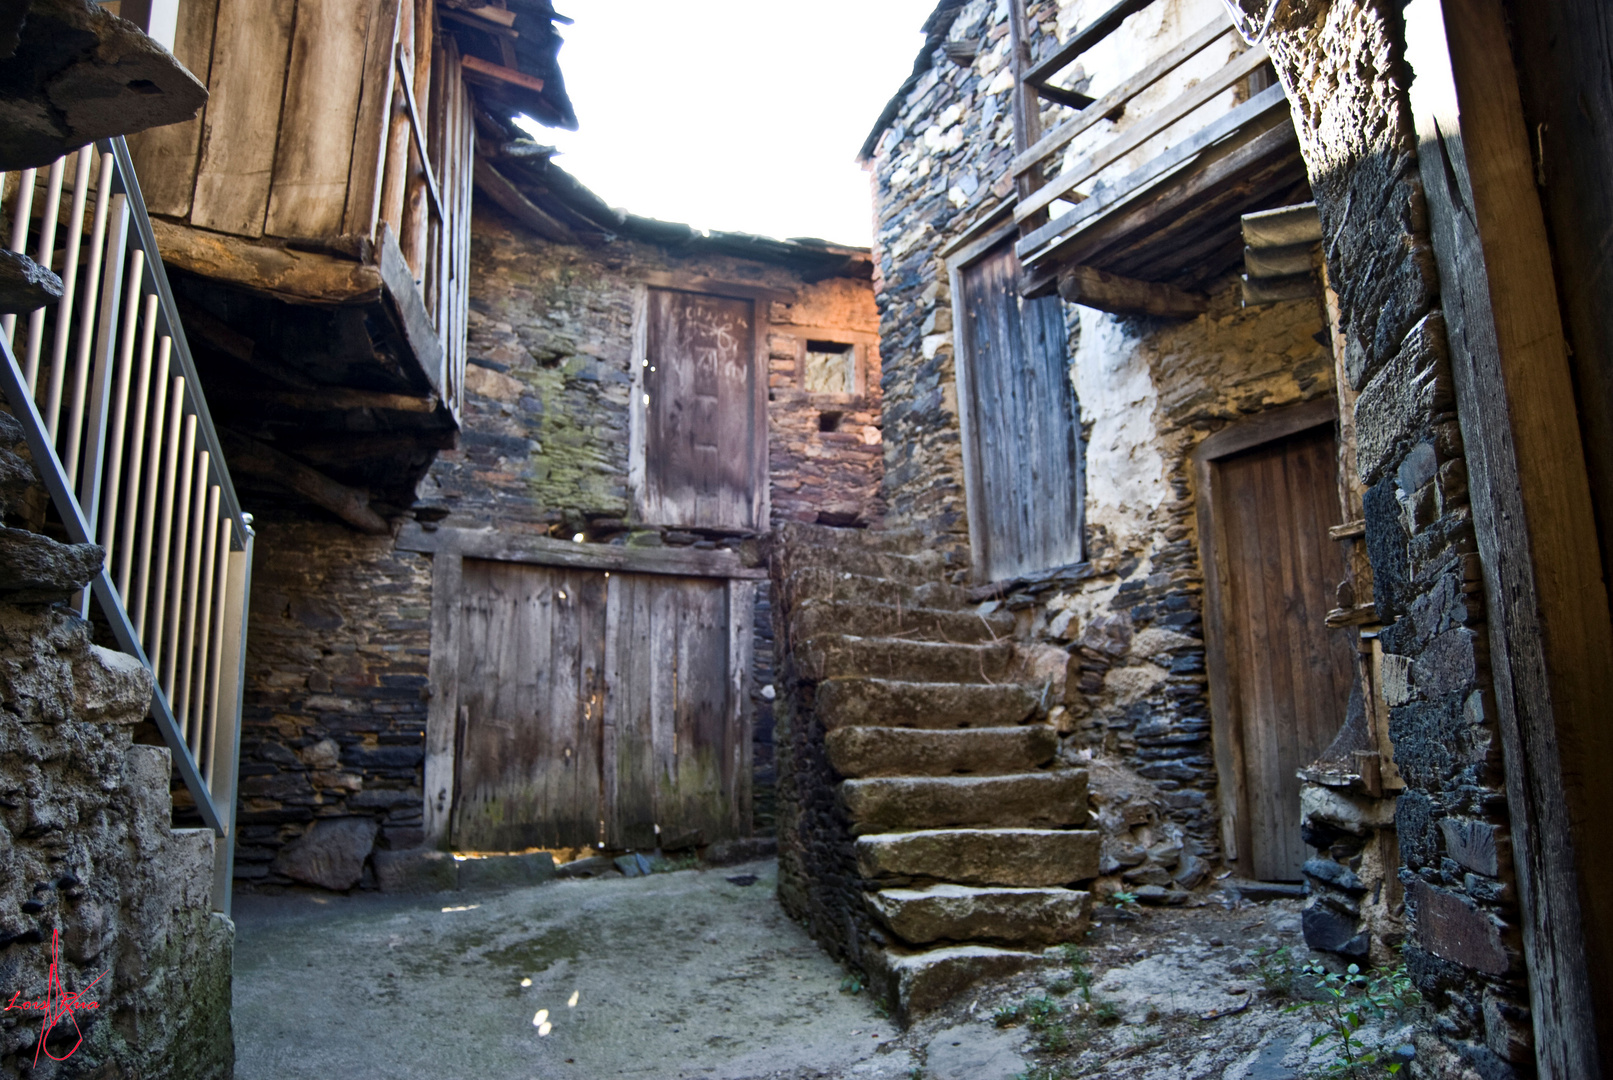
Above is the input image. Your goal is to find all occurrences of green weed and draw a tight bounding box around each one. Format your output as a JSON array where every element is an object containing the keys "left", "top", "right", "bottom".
[
  {"left": 1285, "top": 962, "right": 1421, "bottom": 1075},
  {"left": 1253, "top": 944, "right": 1298, "bottom": 999}
]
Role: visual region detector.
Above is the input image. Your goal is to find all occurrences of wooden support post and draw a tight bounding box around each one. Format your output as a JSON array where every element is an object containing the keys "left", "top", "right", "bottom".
[
  {"left": 1007, "top": 0, "right": 1048, "bottom": 232},
  {"left": 1405, "top": 0, "right": 1613, "bottom": 1073}
]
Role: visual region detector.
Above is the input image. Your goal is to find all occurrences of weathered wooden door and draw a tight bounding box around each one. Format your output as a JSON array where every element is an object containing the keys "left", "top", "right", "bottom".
[
  {"left": 637, "top": 288, "right": 766, "bottom": 531},
  {"left": 1213, "top": 424, "right": 1355, "bottom": 880},
  {"left": 450, "top": 557, "right": 752, "bottom": 851},
  {"left": 956, "top": 240, "right": 1084, "bottom": 581}
]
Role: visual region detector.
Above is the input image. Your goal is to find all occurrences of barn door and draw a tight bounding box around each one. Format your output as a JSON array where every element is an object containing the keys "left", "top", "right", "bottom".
[
  {"left": 1211, "top": 423, "right": 1356, "bottom": 881},
  {"left": 956, "top": 240, "right": 1084, "bottom": 582},
  {"left": 449, "top": 558, "right": 752, "bottom": 852},
  {"left": 635, "top": 288, "right": 766, "bottom": 531}
]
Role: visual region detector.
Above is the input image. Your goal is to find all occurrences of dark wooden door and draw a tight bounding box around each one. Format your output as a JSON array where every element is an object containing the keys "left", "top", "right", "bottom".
[
  {"left": 451, "top": 558, "right": 752, "bottom": 852},
  {"left": 642, "top": 289, "right": 763, "bottom": 531},
  {"left": 1215, "top": 425, "right": 1356, "bottom": 880},
  {"left": 958, "top": 241, "right": 1084, "bottom": 581}
]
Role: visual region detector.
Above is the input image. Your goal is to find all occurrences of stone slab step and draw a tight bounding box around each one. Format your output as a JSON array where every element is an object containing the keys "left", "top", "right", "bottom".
[
  {"left": 856, "top": 828, "right": 1101, "bottom": 887},
  {"left": 779, "top": 546, "right": 950, "bottom": 584},
  {"left": 868, "top": 884, "right": 1091, "bottom": 947},
  {"left": 826, "top": 725, "right": 1057, "bottom": 778},
  {"left": 840, "top": 771, "right": 1089, "bottom": 833},
  {"left": 864, "top": 943, "right": 1045, "bottom": 1023},
  {"left": 790, "top": 598, "right": 1015, "bottom": 645},
  {"left": 781, "top": 568, "right": 967, "bottom": 611},
  {"left": 774, "top": 522, "right": 930, "bottom": 556},
  {"left": 796, "top": 635, "right": 1016, "bottom": 683},
  {"left": 816, "top": 678, "right": 1040, "bottom": 730}
]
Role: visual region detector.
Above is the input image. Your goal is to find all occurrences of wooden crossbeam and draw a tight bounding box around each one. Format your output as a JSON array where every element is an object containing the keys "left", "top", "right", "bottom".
[
  {"left": 460, "top": 54, "right": 544, "bottom": 93},
  {"left": 1057, "top": 265, "right": 1207, "bottom": 318},
  {"left": 219, "top": 430, "right": 390, "bottom": 535},
  {"left": 1022, "top": 0, "right": 1159, "bottom": 88}
]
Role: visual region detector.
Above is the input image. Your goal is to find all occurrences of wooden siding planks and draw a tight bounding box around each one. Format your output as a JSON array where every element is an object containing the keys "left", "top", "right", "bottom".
[
  {"left": 127, "top": 0, "right": 220, "bottom": 218},
  {"left": 343, "top": 0, "right": 402, "bottom": 237},
  {"left": 264, "top": 0, "right": 374, "bottom": 238},
  {"left": 190, "top": 0, "right": 296, "bottom": 237}
]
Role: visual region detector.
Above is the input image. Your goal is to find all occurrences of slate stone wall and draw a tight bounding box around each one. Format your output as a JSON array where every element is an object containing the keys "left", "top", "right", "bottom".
[
  {"left": 1228, "top": 0, "right": 1533, "bottom": 1073},
  {"left": 869, "top": 0, "right": 1337, "bottom": 894},
  {"left": 231, "top": 210, "right": 880, "bottom": 880},
  {"left": 0, "top": 415, "right": 233, "bottom": 1077}
]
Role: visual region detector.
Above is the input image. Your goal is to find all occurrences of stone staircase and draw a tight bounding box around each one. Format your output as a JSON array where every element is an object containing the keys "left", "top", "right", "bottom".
[{"left": 770, "top": 524, "right": 1098, "bottom": 1021}]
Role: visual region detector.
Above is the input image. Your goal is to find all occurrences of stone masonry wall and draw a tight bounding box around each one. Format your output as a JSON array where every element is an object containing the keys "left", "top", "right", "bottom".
[
  {"left": 870, "top": 0, "right": 1337, "bottom": 893},
  {"left": 232, "top": 210, "right": 881, "bottom": 880},
  {"left": 0, "top": 414, "right": 233, "bottom": 1077},
  {"left": 1225, "top": 0, "right": 1533, "bottom": 1074}
]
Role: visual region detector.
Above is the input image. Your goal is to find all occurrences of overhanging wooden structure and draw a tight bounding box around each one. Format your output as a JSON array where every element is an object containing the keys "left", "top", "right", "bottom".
[{"left": 1004, "top": 1, "right": 1311, "bottom": 308}]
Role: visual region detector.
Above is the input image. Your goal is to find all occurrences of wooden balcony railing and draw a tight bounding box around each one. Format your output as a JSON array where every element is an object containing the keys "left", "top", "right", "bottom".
[
  {"left": 1004, "top": 0, "right": 1306, "bottom": 313},
  {"left": 0, "top": 139, "right": 252, "bottom": 913}
]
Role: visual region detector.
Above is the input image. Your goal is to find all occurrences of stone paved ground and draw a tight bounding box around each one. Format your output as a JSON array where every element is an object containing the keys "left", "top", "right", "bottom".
[{"left": 232, "top": 864, "right": 1419, "bottom": 1079}]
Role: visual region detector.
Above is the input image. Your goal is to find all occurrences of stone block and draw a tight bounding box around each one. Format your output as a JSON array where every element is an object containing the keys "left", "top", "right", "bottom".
[
  {"left": 1439, "top": 819, "right": 1502, "bottom": 878},
  {"left": 458, "top": 851, "right": 557, "bottom": 890},
  {"left": 795, "top": 634, "right": 1014, "bottom": 682},
  {"left": 866, "top": 943, "right": 1043, "bottom": 1021},
  {"left": 841, "top": 771, "right": 1088, "bottom": 833},
  {"left": 272, "top": 817, "right": 378, "bottom": 891},
  {"left": 1303, "top": 858, "right": 1367, "bottom": 894},
  {"left": 1303, "top": 902, "right": 1369, "bottom": 957},
  {"left": 826, "top": 725, "right": 1056, "bottom": 778},
  {"left": 1362, "top": 480, "right": 1409, "bottom": 620},
  {"left": 855, "top": 828, "right": 1100, "bottom": 887},
  {"left": 1482, "top": 989, "right": 1533, "bottom": 1064},
  {"left": 1300, "top": 785, "right": 1396, "bottom": 834},
  {"left": 869, "top": 884, "right": 1089, "bottom": 946},
  {"left": 0, "top": 527, "right": 103, "bottom": 601},
  {"left": 1410, "top": 629, "right": 1478, "bottom": 700},
  {"left": 373, "top": 848, "right": 458, "bottom": 894},
  {"left": 1407, "top": 879, "right": 1510, "bottom": 976},
  {"left": 814, "top": 677, "right": 1037, "bottom": 730}
]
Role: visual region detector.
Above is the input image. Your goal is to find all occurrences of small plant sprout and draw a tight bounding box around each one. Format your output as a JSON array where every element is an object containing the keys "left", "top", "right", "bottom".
[{"left": 1285, "top": 961, "right": 1422, "bottom": 1075}]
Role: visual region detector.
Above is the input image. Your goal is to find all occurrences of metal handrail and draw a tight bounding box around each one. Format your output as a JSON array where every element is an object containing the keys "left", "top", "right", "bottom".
[{"left": 0, "top": 138, "right": 252, "bottom": 908}]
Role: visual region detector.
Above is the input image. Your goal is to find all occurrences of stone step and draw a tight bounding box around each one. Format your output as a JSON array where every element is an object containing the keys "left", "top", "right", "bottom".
[
  {"left": 816, "top": 677, "right": 1040, "bottom": 730},
  {"left": 826, "top": 725, "right": 1057, "bottom": 778},
  {"left": 795, "top": 634, "right": 1016, "bottom": 683},
  {"left": 868, "top": 884, "right": 1091, "bottom": 947},
  {"left": 779, "top": 545, "right": 951, "bottom": 584},
  {"left": 864, "top": 943, "right": 1045, "bottom": 1023},
  {"left": 790, "top": 598, "right": 1015, "bottom": 645},
  {"left": 855, "top": 828, "right": 1101, "bottom": 887},
  {"left": 840, "top": 771, "right": 1088, "bottom": 833},
  {"left": 774, "top": 521, "right": 930, "bottom": 556},
  {"left": 780, "top": 568, "right": 967, "bottom": 611}
]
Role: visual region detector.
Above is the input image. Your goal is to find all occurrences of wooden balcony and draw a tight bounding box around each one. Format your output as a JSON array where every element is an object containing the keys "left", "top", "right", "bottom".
[{"left": 1005, "top": 0, "right": 1311, "bottom": 317}]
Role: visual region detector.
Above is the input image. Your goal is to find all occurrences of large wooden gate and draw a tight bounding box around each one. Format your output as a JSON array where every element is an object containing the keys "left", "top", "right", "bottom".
[
  {"left": 1196, "top": 402, "right": 1357, "bottom": 881},
  {"left": 405, "top": 527, "right": 760, "bottom": 852},
  {"left": 950, "top": 235, "right": 1085, "bottom": 582}
]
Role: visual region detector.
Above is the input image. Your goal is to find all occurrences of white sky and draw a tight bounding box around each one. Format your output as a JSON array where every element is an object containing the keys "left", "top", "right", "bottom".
[{"left": 516, "top": 1, "right": 942, "bottom": 247}]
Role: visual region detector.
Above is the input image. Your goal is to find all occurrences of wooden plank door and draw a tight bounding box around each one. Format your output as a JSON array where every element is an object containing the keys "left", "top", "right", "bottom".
[
  {"left": 450, "top": 558, "right": 752, "bottom": 852},
  {"left": 451, "top": 559, "right": 608, "bottom": 851},
  {"left": 639, "top": 289, "right": 764, "bottom": 531},
  {"left": 603, "top": 574, "right": 753, "bottom": 851},
  {"left": 957, "top": 241, "right": 1084, "bottom": 581},
  {"left": 1214, "top": 424, "right": 1356, "bottom": 880}
]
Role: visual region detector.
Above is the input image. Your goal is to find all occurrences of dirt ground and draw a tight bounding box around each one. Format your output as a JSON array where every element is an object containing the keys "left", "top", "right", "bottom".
[{"left": 231, "top": 861, "right": 1419, "bottom": 1079}]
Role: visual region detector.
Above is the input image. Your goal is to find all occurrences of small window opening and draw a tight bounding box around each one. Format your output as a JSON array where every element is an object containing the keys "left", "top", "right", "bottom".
[
  {"left": 804, "top": 341, "right": 855, "bottom": 394},
  {"left": 818, "top": 411, "right": 844, "bottom": 433}
]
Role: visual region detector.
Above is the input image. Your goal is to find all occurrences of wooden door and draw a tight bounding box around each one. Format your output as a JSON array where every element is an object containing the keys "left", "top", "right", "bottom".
[
  {"left": 450, "top": 558, "right": 752, "bottom": 852},
  {"left": 639, "top": 289, "right": 764, "bottom": 531},
  {"left": 957, "top": 241, "right": 1084, "bottom": 581},
  {"left": 1214, "top": 424, "right": 1355, "bottom": 880},
  {"left": 452, "top": 560, "right": 608, "bottom": 851}
]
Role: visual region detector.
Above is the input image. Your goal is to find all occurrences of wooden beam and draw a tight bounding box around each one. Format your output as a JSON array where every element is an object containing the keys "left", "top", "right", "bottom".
[
  {"left": 1022, "top": 0, "right": 1159, "bottom": 88},
  {"left": 1010, "top": 17, "right": 1233, "bottom": 179},
  {"left": 150, "top": 218, "right": 383, "bottom": 304},
  {"left": 472, "top": 156, "right": 578, "bottom": 244},
  {"left": 1242, "top": 201, "right": 1322, "bottom": 247},
  {"left": 1056, "top": 264, "right": 1207, "bottom": 318},
  {"left": 376, "top": 222, "right": 446, "bottom": 397},
  {"left": 440, "top": 8, "right": 517, "bottom": 36},
  {"left": 460, "top": 54, "right": 544, "bottom": 93},
  {"left": 218, "top": 429, "right": 390, "bottom": 534},
  {"left": 396, "top": 523, "right": 769, "bottom": 580},
  {"left": 1405, "top": 0, "right": 1613, "bottom": 1073},
  {"left": 258, "top": 388, "right": 440, "bottom": 413}
]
